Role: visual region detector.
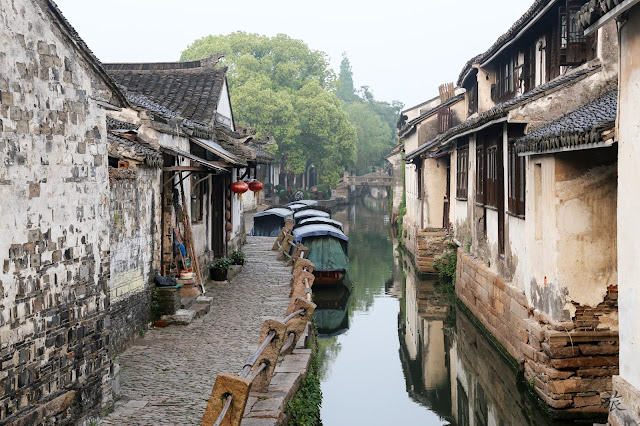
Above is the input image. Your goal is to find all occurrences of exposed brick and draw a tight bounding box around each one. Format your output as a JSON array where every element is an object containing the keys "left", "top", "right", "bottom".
[{"left": 551, "top": 356, "right": 618, "bottom": 369}]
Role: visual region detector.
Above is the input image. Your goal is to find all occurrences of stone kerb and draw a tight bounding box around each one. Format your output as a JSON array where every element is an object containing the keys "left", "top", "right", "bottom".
[{"left": 201, "top": 240, "right": 316, "bottom": 426}]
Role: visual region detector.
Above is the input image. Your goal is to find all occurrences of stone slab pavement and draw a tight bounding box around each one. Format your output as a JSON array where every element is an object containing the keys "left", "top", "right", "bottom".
[{"left": 100, "top": 233, "right": 292, "bottom": 425}]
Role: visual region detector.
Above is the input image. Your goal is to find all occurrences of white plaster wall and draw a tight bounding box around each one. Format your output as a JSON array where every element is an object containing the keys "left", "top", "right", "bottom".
[
  {"left": 617, "top": 6, "right": 640, "bottom": 392},
  {"left": 507, "top": 215, "right": 526, "bottom": 290},
  {"left": 109, "top": 167, "right": 161, "bottom": 302},
  {"left": 216, "top": 79, "right": 234, "bottom": 130},
  {"left": 524, "top": 156, "right": 560, "bottom": 316},
  {"left": 424, "top": 158, "right": 448, "bottom": 228}
]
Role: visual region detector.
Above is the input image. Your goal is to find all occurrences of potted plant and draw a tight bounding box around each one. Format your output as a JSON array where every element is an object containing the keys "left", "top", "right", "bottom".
[
  {"left": 230, "top": 250, "right": 246, "bottom": 266},
  {"left": 210, "top": 257, "right": 232, "bottom": 281}
]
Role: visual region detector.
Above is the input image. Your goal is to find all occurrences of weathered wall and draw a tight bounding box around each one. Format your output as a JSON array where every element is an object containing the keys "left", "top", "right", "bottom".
[
  {"left": 386, "top": 151, "right": 404, "bottom": 216},
  {"left": 456, "top": 251, "right": 617, "bottom": 414},
  {"left": 108, "top": 167, "right": 161, "bottom": 354},
  {"left": 423, "top": 157, "right": 448, "bottom": 229},
  {"left": 0, "top": 0, "right": 118, "bottom": 422},
  {"left": 615, "top": 6, "right": 640, "bottom": 424}
]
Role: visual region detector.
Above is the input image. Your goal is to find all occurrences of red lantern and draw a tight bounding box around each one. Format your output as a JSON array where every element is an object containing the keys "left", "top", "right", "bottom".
[
  {"left": 230, "top": 180, "right": 249, "bottom": 200},
  {"left": 248, "top": 180, "right": 263, "bottom": 195}
]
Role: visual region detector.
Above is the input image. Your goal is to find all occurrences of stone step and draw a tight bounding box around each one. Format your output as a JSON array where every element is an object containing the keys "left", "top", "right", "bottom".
[{"left": 162, "top": 309, "right": 196, "bottom": 325}]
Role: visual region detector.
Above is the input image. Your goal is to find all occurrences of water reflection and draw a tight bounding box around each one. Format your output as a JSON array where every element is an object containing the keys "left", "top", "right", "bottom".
[
  {"left": 313, "top": 283, "right": 352, "bottom": 337},
  {"left": 313, "top": 201, "right": 596, "bottom": 425}
]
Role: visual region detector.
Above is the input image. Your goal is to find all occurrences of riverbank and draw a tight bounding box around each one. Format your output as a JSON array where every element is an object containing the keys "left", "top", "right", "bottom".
[{"left": 100, "top": 234, "right": 298, "bottom": 425}]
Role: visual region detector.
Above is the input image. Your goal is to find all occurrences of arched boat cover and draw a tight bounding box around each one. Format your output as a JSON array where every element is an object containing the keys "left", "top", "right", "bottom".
[
  {"left": 287, "top": 203, "right": 306, "bottom": 211},
  {"left": 293, "top": 209, "right": 330, "bottom": 221},
  {"left": 254, "top": 208, "right": 294, "bottom": 219},
  {"left": 286, "top": 200, "right": 318, "bottom": 207},
  {"left": 292, "top": 224, "right": 348, "bottom": 244},
  {"left": 299, "top": 217, "right": 344, "bottom": 231},
  {"left": 250, "top": 208, "right": 294, "bottom": 236}
]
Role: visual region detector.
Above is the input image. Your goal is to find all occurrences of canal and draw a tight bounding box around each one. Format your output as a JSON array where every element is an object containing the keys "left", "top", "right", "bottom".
[{"left": 314, "top": 199, "right": 578, "bottom": 426}]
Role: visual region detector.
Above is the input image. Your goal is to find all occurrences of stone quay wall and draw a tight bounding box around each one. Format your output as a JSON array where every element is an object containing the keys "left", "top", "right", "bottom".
[{"left": 456, "top": 250, "right": 618, "bottom": 416}]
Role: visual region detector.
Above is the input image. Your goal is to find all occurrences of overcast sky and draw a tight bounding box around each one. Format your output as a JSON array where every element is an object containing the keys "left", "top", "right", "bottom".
[{"left": 55, "top": 0, "right": 533, "bottom": 109}]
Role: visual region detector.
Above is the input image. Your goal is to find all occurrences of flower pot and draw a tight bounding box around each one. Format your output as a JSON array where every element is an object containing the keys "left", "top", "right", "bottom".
[
  {"left": 210, "top": 267, "right": 228, "bottom": 281},
  {"left": 232, "top": 259, "right": 245, "bottom": 266}
]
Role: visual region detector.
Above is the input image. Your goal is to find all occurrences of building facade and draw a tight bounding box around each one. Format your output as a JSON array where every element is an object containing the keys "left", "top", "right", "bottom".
[{"left": 402, "top": 0, "right": 621, "bottom": 415}]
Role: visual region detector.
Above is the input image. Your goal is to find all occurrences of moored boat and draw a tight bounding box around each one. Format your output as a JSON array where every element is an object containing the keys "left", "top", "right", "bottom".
[
  {"left": 292, "top": 223, "right": 349, "bottom": 285},
  {"left": 298, "top": 217, "right": 344, "bottom": 231},
  {"left": 250, "top": 207, "right": 294, "bottom": 236}
]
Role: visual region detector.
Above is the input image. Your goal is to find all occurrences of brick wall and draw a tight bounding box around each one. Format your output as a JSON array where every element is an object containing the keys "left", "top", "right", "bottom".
[
  {"left": 0, "top": 1, "right": 119, "bottom": 422},
  {"left": 456, "top": 250, "right": 617, "bottom": 415}
]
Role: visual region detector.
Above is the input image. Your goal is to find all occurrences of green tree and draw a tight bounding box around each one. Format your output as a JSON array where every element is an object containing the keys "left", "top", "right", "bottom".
[
  {"left": 337, "top": 55, "right": 404, "bottom": 174},
  {"left": 337, "top": 52, "right": 357, "bottom": 103},
  {"left": 181, "top": 32, "right": 355, "bottom": 186}
]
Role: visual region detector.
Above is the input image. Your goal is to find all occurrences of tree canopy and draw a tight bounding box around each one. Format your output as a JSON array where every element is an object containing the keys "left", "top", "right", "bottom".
[
  {"left": 337, "top": 54, "right": 403, "bottom": 175},
  {"left": 181, "top": 34, "right": 402, "bottom": 186},
  {"left": 181, "top": 32, "right": 356, "bottom": 186}
]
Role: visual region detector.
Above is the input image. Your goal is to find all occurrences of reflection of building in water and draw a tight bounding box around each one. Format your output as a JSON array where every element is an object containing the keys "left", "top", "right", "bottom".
[
  {"left": 399, "top": 259, "right": 454, "bottom": 421},
  {"left": 399, "top": 255, "right": 566, "bottom": 425},
  {"left": 453, "top": 311, "right": 554, "bottom": 426}
]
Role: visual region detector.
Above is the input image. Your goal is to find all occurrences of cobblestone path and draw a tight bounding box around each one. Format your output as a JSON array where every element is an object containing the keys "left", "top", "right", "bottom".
[{"left": 101, "top": 235, "right": 292, "bottom": 425}]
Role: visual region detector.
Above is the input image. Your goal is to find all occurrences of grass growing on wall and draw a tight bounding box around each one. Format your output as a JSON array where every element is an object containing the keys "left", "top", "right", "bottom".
[
  {"left": 286, "top": 321, "right": 322, "bottom": 425},
  {"left": 434, "top": 243, "right": 458, "bottom": 293}
]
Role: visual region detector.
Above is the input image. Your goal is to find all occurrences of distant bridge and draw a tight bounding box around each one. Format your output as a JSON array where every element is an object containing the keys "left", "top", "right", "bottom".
[{"left": 341, "top": 172, "right": 392, "bottom": 187}]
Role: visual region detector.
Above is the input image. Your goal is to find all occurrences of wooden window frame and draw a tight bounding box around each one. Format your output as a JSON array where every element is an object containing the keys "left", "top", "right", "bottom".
[
  {"left": 437, "top": 106, "right": 452, "bottom": 134},
  {"left": 476, "top": 143, "right": 485, "bottom": 205},
  {"left": 191, "top": 175, "right": 206, "bottom": 223},
  {"left": 485, "top": 145, "right": 499, "bottom": 209},
  {"left": 416, "top": 159, "right": 423, "bottom": 200},
  {"left": 467, "top": 82, "right": 478, "bottom": 117},
  {"left": 508, "top": 143, "right": 526, "bottom": 217},
  {"left": 456, "top": 144, "right": 469, "bottom": 200},
  {"left": 495, "top": 53, "right": 518, "bottom": 102}
]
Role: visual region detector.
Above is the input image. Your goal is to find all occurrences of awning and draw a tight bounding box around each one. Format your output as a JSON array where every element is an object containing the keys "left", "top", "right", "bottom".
[
  {"left": 190, "top": 137, "right": 246, "bottom": 167},
  {"left": 161, "top": 147, "right": 228, "bottom": 173}
]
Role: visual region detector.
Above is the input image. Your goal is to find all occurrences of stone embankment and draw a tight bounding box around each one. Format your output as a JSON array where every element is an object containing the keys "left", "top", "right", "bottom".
[{"left": 101, "top": 234, "right": 313, "bottom": 425}]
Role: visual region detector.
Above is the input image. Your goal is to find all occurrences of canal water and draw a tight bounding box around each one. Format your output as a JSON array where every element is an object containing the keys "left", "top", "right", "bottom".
[{"left": 314, "top": 199, "right": 579, "bottom": 426}]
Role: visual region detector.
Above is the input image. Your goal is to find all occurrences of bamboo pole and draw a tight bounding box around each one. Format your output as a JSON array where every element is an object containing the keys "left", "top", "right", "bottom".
[{"left": 179, "top": 175, "right": 205, "bottom": 294}]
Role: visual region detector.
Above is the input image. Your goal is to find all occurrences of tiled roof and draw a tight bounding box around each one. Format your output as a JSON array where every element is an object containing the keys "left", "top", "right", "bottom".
[
  {"left": 106, "top": 116, "right": 140, "bottom": 131},
  {"left": 104, "top": 59, "right": 227, "bottom": 126},
  {"left": 456, "top": 0, "right": 561, "bottom": 86},
  {"left": 107, "top": 133, "right": 163, "bottom": 168},
  {"left": 405, "top": 64, "right": 600, "bottom": 161},
  {"left": 575, "top": 0, "right": 625, "bottom": 30},
  {"left": 43, "top": 1, "right": 127, "bottom": 106},
  {"left": 398, "top": 93, "right": 465, "bottom": 138},
  {"left": 516, "top": 89, "right": 617, "bottom": 154}
]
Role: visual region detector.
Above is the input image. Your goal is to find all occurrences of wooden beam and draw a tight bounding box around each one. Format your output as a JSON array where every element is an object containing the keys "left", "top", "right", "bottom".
[{"left": 162, "top": 166, "right": 210, "bottom": 172}]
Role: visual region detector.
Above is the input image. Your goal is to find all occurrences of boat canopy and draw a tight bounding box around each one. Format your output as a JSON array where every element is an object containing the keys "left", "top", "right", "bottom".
[
  {"left": 286, "top": 199, "right": 318, "bottom": 207},
  {"left": 298, "top": 217, "right": 344, "bottom": 231},
  {"left": 250, "top": 208, "right": 294, "bottom": 237},
  {"left": 303, "top": 235, "right": 350, "bottom": 274},
  {"left": 287, "top": 203, "right": 306, "bottom": 211},
  {"left": 292, "top": 224, "right": 348, "bottom": 244},
  {"left": 293, "top": 209, "right": 331, "bottom": 223},
  {"left": 254, "top": 208, "right": 294, "bottom": 219}
]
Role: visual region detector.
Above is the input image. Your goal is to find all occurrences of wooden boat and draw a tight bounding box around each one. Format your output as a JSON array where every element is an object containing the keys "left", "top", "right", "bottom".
[
  {"left": 250, "top": 207, "right": 294, "bottom": 236},
  {"left": 292, "top": 223, "right": 349, "bottom": 285},
  {"left": 292, "top": 206, "right": 331, "bottom": 225}
]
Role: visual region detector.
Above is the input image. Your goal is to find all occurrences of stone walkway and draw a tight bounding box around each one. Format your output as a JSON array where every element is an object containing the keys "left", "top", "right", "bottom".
[{"left": 101, "top": 235, "right": 292, "bottom": 425}]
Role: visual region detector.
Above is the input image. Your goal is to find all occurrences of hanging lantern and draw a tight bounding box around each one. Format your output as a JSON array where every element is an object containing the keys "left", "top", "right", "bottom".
[
  {"left": 230, "top": 180, "right": 249, "bottom": 200},
  {"left": 248, "top": 180, "right": 264, "bottom": 195}
]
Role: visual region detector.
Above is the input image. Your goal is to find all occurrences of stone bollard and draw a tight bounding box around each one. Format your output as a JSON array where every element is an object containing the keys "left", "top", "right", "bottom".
[
  {"left": 250, "top": 320, "right": 288, "bottom": 393},
  {"left": 292, "top": 258, "right": 315, "bottom": 275},
  {"left": 288, "top": 270, "right": 314, "bottom": 300},
  {"left": 272, "top": 229, "right": 287, "bottom": 251},
  {"left": 277, "top": 234, "right": 294, "bottom": 261},
  {"left": 201, "top": 373, "right": 251, "bottom": 426},
  {"left": 283, "top": 298, "right": 316, "bottom": 356},
  {"left": 287, "top": 243, "right": 309, "bottom": 266}
]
